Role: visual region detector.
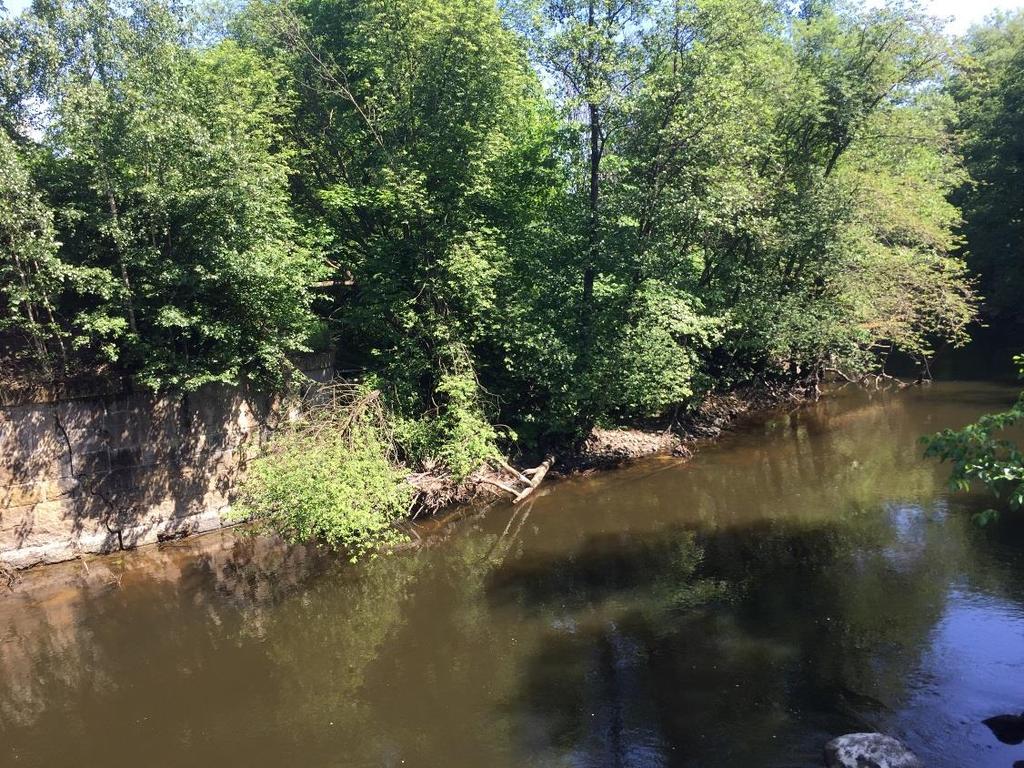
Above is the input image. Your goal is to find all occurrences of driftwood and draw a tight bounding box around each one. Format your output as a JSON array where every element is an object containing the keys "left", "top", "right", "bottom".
[
  {"left": 478, "top": 476, "right": 524, "bottom": 497},
  {"left": 487, "top": 456, "right": 531, "bottom": 485},
  {"left": 514, "top": 456, "right": 554, "bottom": 504},
  {"left": 480, "top": 455, "right": 556, "bottom": 504}
]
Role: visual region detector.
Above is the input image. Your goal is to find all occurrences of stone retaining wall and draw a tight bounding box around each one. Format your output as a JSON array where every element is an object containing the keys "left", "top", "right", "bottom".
[{"left": 0, "top": 354, "right": 333, "bottom": 569}]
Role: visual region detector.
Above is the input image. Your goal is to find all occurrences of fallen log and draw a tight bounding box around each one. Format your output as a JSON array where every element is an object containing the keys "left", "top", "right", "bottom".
[
  {"left": 514, "top": 455, "right": 555, "bottom": 504},
  {"left": 478, "top": 476, "right": 523, "bottom": 497},
  {"left": 487, "top": 456, "right": 531, "bottom": 485}
]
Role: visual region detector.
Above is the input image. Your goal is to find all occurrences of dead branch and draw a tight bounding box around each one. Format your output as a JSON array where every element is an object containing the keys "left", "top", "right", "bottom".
[
  {"left": 487, "top": 456, "right": 531, "bottom": 485},
  {"left": 477, "top": 477, "right": 523, "bottom": 497},
  {"left": 514, "top": 456, "right": 555, "bottom": 504}
]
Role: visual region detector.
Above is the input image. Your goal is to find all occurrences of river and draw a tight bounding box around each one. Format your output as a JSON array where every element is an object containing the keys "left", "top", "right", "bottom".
[{"left": 2, "top": 381, "right": 1024, "bottom": 767}]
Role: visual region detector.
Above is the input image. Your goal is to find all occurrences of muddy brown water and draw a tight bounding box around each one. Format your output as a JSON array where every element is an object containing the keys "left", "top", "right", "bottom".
[{"left": 3, "top": 382, "right": 1024, "bottom": 768}]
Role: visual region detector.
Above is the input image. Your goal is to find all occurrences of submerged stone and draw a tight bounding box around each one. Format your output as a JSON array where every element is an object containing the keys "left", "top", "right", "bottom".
[
  {"left": 824, "top": 733, "right": 923, "bottom": 768},
  {"left": 982, "top": 712, "right": 1024, "bottom": 745}
]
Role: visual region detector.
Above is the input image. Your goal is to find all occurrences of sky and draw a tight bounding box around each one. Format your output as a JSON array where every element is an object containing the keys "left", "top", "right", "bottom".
[
  {"left": 916, "top": 0, "right": 1022, "bottom": 34},
  {"left": 0, "top": 0, "right": 1021, "bottom": 35}
]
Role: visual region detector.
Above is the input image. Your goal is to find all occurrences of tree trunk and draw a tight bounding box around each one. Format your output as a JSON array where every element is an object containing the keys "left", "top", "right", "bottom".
[{"left": 585, "top": 99, "right": 600, "bottom": 313}]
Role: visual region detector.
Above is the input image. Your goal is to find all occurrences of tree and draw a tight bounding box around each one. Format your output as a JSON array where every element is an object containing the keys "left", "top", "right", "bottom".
[
  {"left": 241, "top": 0, "right": 576, "bottom": 458},
  {"left": 950, "top": 11, "right": 1024, "bottom": 318},
  {"left": 0, "top": 131, "right": 76, "bottom": 376},
  {"left": 507, "top": 0, "right": 653, "bottom": 419},
  {"left": 3, "top": 0, "right": 324, "bottom": 389}
]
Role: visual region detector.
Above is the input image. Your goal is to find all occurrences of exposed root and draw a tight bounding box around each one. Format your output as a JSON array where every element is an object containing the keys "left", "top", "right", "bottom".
[
  {"left": 477, "top": 476, "right": 524, "bottom": 497},
  {"left": 824, "top": 367, "right": 917, "bottom": 391},
  {"left": 406, "top": 468, "right": 478, "bottom": 517}
]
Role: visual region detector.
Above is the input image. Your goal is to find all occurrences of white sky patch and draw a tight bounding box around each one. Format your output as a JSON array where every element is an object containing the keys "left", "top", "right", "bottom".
[{"left": 926, "top": 0, "right": 1022, "bottom": 34}]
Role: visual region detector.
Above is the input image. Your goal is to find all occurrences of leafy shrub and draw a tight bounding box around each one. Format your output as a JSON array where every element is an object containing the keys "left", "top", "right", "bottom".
[
  {"left": 233, "top": 388, "right": 413, "bottom": 560},
  {"left": 394, "top": 365, "right": 501, "bottom": 481},
  {"left": 601, "top": 282, "right": 722, "bottom": 418},
  {"left": 923, "top": 355, "right": 1024, "bottom": 523}
]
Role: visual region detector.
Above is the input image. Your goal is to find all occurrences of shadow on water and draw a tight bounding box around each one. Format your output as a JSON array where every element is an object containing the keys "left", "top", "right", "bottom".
[
  {"left": 484, "top": 513, "right": 960, "bottom": 768},
  {"left": 3, "top": 382, "right": 1024, "bottom": 768}
]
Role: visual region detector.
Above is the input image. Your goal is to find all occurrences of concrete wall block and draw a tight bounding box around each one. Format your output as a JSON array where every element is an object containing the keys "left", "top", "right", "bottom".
[
  {"left": 74, "top": 529, "right": 122, "bottom": 555},
  {"left": 183, "top": 384, "right": 240, "bottom": 430},
  {"left": 105, "top": 392, "right": 151, "bottom": 415},
  {"left": 49, "top": 453, "right": 74, "bottom": 480},
  {"left": 119, "top": 507, "right": 227, "bottom": 549},
  {"left": 55, "top": 399, "right": 107, "bottom": 433},
  {"left": 136, "top": 463, "right": 185, "bottom": 494},
  {"left": 45, "top": 476, "right": 80, "bottom": 501},
  {"left": 139, "top": 428, "right": 180, "bottom": 465},
  {"left": 0, "top": 499, "right": 81, "bottom": 550},
  {"left": 109, "top": 446, "right": 143, "bottom": 470},
  {"left": 206, "top": 428, "right": 231, "bottom": 451},
  {"left": 119, "top": 519, "right": 161, "bottom": 549},
  {"left": 0, "top": 505, "right": 35, "bottom": 549},
  {"left": 0, "top": 526, "right": 122, "bottom": 567},
  {"left": 1, "top": 482, "right": 45, "bottom": 508},
  {"left": 140, "top": 497, "right": 179, "bottom": 521},
  {"left": 137, "top": 443, "right": 164, "bottom": 467},
  {"left": 147, "top": 395, "right": 184, "bottom": 437},
  {"left": 2, "top": 404, "right": 51, "bottom": 450},
  {"left": 76, "top": 492, "right": 115, "bottom": 522},
  {"left": 64, "top": 425, "right": 110, "bottom": 455},
  {"left": 0, "top": 356, "right": 331, "bottom": 569},
  {"left": 104, "top": 410, "right": 150, "bottom": 448},
  {"left": 175, "top": 431, "right": 229, "bottom": 463},
  {"left": 85, "top": 468, "right": 137, "bottom": 501},
  {"left": 0, "top": 405, "right": 66, "bottom": 486},
  {"left": 202, "top": 489, "right": 231, "bottom": 515},
  {"left": 1, "top": 542, "right": 77, "bottom": 568},
  {"left": 74, "top": 449, "right": 111, "bottom": 476}
]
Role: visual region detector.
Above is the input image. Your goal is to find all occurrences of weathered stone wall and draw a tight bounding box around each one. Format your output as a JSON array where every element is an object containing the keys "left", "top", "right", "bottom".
[{"left": 0, "top": 354, "right": 333, "bottom": 569}]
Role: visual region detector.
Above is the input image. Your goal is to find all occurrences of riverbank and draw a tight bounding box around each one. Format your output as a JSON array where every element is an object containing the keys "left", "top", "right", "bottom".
[
  {"left": 0, "top": 354, "right": 334, "bottom": 572},
  {"left": 456, "top": 380, "right": 816, "bottom": 508},
  {"left": 1, "top": 372, "right": 812, "bottom": 577}
]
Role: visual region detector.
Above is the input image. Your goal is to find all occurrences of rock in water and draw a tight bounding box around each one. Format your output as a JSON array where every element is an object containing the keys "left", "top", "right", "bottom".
[
  {"left": 982, "top": 712, "right": 1024, "bottom": 745},
  {"left": 824, "top": 733, "right": 923, "bottom": 768}
]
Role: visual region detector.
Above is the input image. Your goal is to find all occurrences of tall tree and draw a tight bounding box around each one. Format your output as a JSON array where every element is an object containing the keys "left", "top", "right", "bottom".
[
  {"left": 3, "top": 0, "right": 323, "bottom": 388},
  {"left": 511, "top": 0, "right": 651, "bottom": 361},
  {"left": 0, "top": 131, "right": 74, "bottom": 376},
  {"left": 950, "top": 11, "right": 1024, "bottom": 318}
]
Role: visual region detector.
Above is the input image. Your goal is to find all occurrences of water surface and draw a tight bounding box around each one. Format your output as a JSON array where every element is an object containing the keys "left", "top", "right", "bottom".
[{"left": 3, "top": 382, "right": 1024, "bottom": 767}]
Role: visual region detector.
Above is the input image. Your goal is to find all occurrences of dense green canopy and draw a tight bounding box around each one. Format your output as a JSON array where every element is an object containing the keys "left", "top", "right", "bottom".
[
  {"left": 0, "top": 0, "right": 999, "bottom": 469},
  {"left": 950, "top": 10, "right": 1024, "bottom": 318}
]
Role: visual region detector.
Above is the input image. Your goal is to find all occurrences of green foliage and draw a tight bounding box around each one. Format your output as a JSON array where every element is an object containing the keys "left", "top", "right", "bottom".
[
  {"left": 923, "top": 356, "right": 1024, "bottom": 522},
  {"left": 499, "top": 0, "right": 976, "bottom": 424},
  {"left": 950, "top": 11, "right": 1024, "bottom": 317},
  {"left": 391, "top": 348, "right": 501, "bottom": 481},
  {"left": 2, "top": 0, "right": 324, "bottom": 389},
  {"left": 0, "top": 131, "right": 79, "bottom": 374},
  {"left": 598, "top": 282, "right": 722, "bottom": 418},
  {"left": 234, "top": 390, "right": 414, "bottom": 560},
  {"left": 0, "top": 0, "right": 1002, "bottom": 544}
]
